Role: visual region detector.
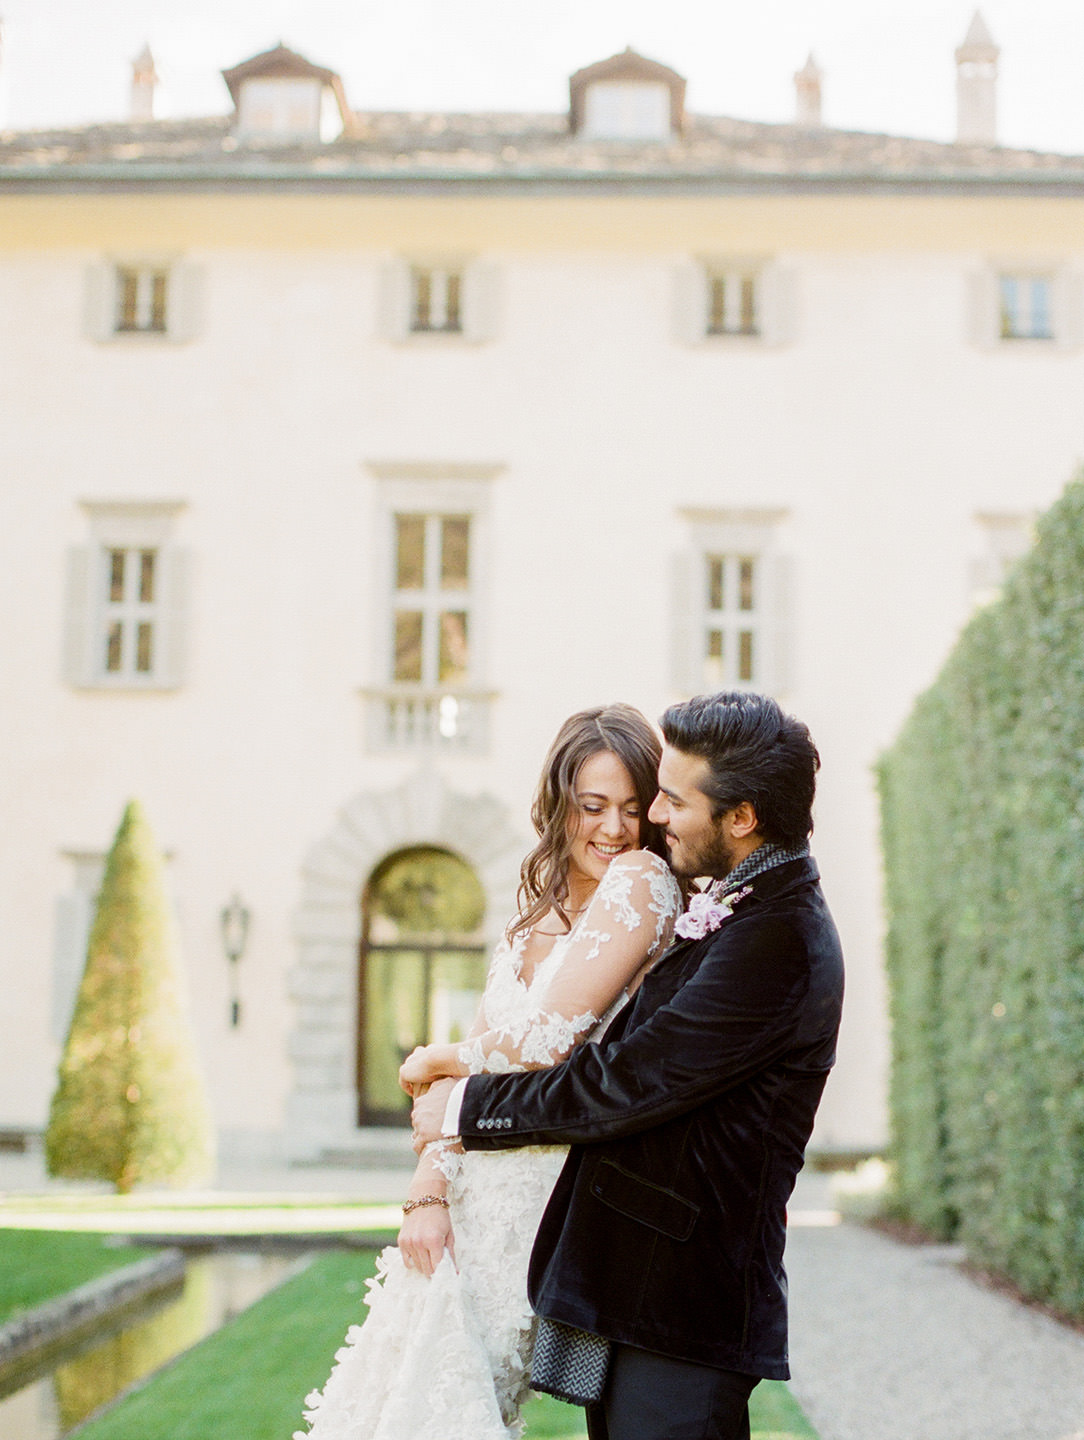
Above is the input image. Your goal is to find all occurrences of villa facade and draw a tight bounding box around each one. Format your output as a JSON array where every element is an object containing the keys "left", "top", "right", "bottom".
[{"left": 2, "top": 20, "right": 1082, "bottom": 1158}]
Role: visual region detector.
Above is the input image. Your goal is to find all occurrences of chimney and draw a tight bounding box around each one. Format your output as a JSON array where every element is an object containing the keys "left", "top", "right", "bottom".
[
  {"left": 794, "top": 53, "right": 823, "bottom": 128},
  {"left": 955, "top": 11, "right": 998, "bottom": 145},
  {"left": 131, "top": 44, "right": 158, "bottom": 122}
]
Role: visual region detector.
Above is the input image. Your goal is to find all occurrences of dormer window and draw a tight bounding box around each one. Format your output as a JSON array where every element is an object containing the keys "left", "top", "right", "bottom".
[
  {"left": 583, "top": 81, "right": 671, "bottom": 140},
  {"left": 569, "top": 47, "right": 685, "bottom": 141},
  {"left": 238, "top": 77, "right": 322, "bottom": 139},
  {"left": 222, "top": 43, "right": 351, "bottom": 144}
]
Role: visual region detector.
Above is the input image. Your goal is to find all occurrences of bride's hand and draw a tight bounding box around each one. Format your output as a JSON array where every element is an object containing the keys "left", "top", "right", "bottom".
[
  {"left": 398, "top": 1201, "right": 456, "bottom": 1277},
  {"left": 399, "top": 1045, "right": 441, "bottom": 1094}
]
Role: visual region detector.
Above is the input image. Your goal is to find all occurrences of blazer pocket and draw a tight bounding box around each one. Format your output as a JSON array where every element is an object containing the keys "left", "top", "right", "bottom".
[{"left": 590, "top": 1158, "right": 699, "bottom": 1241}]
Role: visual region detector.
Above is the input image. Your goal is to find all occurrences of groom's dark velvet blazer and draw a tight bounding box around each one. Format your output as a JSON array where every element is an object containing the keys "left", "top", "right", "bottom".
[{"left": 456, "top": 855, "right": 844, "bottom": 1381}]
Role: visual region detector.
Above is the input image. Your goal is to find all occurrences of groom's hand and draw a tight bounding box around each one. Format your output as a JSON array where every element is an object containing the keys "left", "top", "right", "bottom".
[{"left": 411, "top": 1077, "right": 457, "bottom": 1152}]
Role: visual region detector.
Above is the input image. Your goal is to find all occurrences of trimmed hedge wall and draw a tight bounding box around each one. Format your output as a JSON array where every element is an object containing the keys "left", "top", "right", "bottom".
[{"left": 878, "top": 473, "right": 1084, "bottom": 1317}]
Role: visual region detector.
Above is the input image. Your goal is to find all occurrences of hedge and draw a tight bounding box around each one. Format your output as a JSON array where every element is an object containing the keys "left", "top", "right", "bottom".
[{"left": 878, "top": 472, "right": 1084, "bottom": 1317}]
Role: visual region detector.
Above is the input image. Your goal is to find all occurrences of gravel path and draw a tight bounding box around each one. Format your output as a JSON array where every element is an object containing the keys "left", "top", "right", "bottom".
[{"left": 785, "top": 1219, "right": 1084, "bottom": 1440}]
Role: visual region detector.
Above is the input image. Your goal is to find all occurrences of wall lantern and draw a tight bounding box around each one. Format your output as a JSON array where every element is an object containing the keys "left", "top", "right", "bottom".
[{"left": 220, "top": 893, "right": 251, "bottom": 1028}]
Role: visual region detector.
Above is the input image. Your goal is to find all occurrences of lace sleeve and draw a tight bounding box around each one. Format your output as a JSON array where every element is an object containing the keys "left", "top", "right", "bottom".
[{"left": 456, "top": 851, "right": 682, "bottom": 1075}]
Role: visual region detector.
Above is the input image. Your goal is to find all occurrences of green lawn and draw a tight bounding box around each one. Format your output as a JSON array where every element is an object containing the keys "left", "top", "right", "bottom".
[
  {"left": 0, "top": 1230, "right": 157, "bottom": 1325},
  {"left": 64, "top": 1245, "right": 817, "bottom": 1439}
]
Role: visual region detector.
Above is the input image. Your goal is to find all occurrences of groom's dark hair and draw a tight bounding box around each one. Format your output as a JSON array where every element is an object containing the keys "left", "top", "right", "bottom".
[{"left": 660, "top": 691, "right": 819, "bottom": 848}]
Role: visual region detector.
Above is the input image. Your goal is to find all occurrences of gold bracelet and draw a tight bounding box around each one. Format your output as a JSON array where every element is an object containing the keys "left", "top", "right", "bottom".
[{"left": 402, "top": 1193, "right": 450, "bottom": 1215}]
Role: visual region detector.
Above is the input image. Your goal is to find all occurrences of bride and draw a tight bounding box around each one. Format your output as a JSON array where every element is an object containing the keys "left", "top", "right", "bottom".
[{"left": 296, "top": 703, "right": 682, "bottom": 1440}]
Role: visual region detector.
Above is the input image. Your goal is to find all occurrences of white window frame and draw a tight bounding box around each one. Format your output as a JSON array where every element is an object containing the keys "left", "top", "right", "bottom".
[
  {"left": 84, "top": 256, "right": 203, "bottom": 345},
  {"left": 237, "top": 77, "right": 323, "bottom": 140},
  {"left": 363, "top": 463, "right": 502, "bottom": 752},
  {"left": 378, "top": 257, "right": 500, "bottom": 345},
  {"left": 114, "top": 264, "right": 170, "bottom": 334},
  {"left": 410, "top": 265, "right": 464, "bottom": 333},
  {"left": 705, "top": 266, "right": 761, "bottom": 338},
  {"left": 63, "top": 500, "right": 189, "bottom": 691},
  {"left": 673, "top": 257, "right": 797, "bottom": 348},
  {"left": 998, "top": 273, "right": 1054, "bottom": 341},
  {"left": 582, "top": 81, "right": 672, "bottom": 140},
  {"left": 968, "top": 261, "right": 1083, "bottom": 351},
  {"left": 671, "top": 508, "right": 792, "bottom": 699}
]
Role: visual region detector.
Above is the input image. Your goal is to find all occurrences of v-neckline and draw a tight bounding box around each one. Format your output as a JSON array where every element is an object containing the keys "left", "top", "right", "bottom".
[{"left": 512, "top": 909, "right": 585, "bottom": 991}]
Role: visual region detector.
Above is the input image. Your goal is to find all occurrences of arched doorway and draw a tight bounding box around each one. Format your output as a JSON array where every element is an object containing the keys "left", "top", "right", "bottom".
[
  {"left": 357, "top": 846, "right": 487, "bottom": 1125},
  {"left": 287, "top": 768, "right": 522, "bottom": 1162}
]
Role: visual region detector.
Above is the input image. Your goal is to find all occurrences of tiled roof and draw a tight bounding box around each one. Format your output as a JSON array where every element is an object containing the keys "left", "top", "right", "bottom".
[{"left": 3, "top": 108, "right": 1084, "bottom": 190}]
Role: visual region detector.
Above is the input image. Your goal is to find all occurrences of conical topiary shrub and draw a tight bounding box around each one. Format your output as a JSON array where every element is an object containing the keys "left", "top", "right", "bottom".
[{"left": 45, "top": 800, "right": 215, "bottom": 1191}]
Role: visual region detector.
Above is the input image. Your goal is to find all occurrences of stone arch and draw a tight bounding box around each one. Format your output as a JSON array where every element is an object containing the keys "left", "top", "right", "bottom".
[{"left": 285, "top": 767, "right": 524, "bottom": 1160}]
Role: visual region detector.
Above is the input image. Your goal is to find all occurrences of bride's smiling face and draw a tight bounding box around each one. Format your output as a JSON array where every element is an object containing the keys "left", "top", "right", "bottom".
[{"left": 566, "top": 750, "right": 642, "bottom": 893}]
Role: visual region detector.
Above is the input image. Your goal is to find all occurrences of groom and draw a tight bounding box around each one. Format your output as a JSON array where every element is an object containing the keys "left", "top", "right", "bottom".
[{"left": 413, "top": 691, "right": 844, "bottom": 1440}]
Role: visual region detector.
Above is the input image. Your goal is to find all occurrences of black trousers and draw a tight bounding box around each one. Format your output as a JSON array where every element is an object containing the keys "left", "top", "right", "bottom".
[{"left": 585, "top": 1343, "right": 759, "bottom": 1440}]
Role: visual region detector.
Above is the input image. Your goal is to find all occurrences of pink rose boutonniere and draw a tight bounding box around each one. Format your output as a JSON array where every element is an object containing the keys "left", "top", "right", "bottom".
[{"left": 674, "top": 884, "right": 753, "bottom": 940}]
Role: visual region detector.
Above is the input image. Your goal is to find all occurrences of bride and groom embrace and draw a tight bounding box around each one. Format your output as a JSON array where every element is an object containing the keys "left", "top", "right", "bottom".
[{"left": 297, "top": 691, "right": 845, "bottom": 1440}]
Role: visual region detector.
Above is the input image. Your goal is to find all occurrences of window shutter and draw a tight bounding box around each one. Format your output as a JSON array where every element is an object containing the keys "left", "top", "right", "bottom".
[
  {"left": 1053, "top": 271, "right": 1084, "bottom": 351},
  {"left": 83, "top": 263, "right": 116, "bottom": 343},
  {"left": 377, "top": 260, "right": 412, "bottom": 341},
  {"left": 462, "top": 261, "right": 500, "bottom": 343},
  {"left": 671, "top": 262, "right": 707, "bottom": 346},
  {"left": 762, "top": 552, "right": 796, "bottom": 698},
  {"left": 966, "top": 269, "right": 999, "bottom": 350},
  {"left": 759, "top": 264, "right": 798, "bottom": 348},
  {"left": 154, "top": 546, "right": 191, "bottom": 688},
  {"left": 168, "top": 262, "right": 204, "bottom": 344},
  {"left": 52, "top": 892, "right": 92, "bottom": 1041},
  {"left": 62, "top": 546, "right": 96, "bottom": 685},
  {"left": 669, "top": 551, "right": 701, "bottom": 694}
]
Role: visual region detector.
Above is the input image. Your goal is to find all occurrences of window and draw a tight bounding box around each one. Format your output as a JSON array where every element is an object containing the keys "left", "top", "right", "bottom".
[
  {"left": 702, "top": 554, "right": 759, "bottom": 687},
  {"left": 706, "top": 269, "right": 759, "bottom": 338},
  {"left": 410, "top": 266, "right": 463, "bottom": 334},
  {"left": 671, "top": 509, "right": 791, "bottom": 698},
  {"left": 379, "top": 259, "right": 499, "bottom": 344},
  {"left": 583, "top": 81, "right": 672, "bottom": 140},
  {"left": 85, "top": 258, "right": 202, "bottom": 345},
  {"left": 968, "top": 263, "right": 1083, "bottom": 351},
  {"left": 237, "top": 77, "right": 322, "bottom": 139},
  {"left": 364, "top": 465, "right": 499, "bottom": 752},
  {"left": 101, "top": 546, "right": 160, "bottom": 677},
  {"left": 998, "top": 274, "right": 1053, "bottom": 340},
  {"left": 673, "top": 259, "right": 795, "bottom": 347},
  {"left": 392, "top": 513, "right": 472, "bottom": 688},
  {"left": 115, "top": 266, "right": 169, "bottom": 334},
  {"left": 63, "top": 501, "right": 188, "bottom": 690}
]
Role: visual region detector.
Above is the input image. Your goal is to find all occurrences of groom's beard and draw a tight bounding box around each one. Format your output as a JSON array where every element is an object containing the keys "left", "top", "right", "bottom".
[{"left": 666, "top": 820, "right": 739, "bottom": 882}]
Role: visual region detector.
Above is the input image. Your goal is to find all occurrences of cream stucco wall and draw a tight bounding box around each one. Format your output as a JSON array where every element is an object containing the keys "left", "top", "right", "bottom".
[{"left": 3, "top": 186, "right": 1082, "bottom": 1156}]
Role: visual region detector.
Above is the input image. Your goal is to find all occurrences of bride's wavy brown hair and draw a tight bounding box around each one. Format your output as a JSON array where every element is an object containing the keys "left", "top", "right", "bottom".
[{"left": 508, "top": 704, "right": 670, "bottom": 940}]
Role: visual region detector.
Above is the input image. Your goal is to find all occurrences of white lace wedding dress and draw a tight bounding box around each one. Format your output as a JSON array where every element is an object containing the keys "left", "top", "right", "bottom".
[{"left": 295, "top": 850, "right": 681, "bottom": 1440}]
